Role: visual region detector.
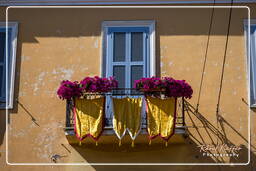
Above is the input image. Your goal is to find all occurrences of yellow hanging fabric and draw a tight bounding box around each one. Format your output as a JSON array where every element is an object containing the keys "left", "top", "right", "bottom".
[
  {"left": 146, "top": 96, "right": 177, "bottom": 143},
  {"left": 112, "top": 97, "right": 142, "bottom": 145},
  {"left": 126, "top": 98, "right": 143, "bottom": 140},
  {"left": 73, "top": 97, "right": 105, "bottom": 142},
  {"left": 112, "top": 98, "right": 127, "bottom": 140}
]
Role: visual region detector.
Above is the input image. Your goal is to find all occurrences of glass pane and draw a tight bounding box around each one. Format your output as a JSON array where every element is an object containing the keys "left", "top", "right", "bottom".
[
  {"left": 131, "top": 32, "right": 143, "bottom": 61},
  {"left": 0, "top": 65, "right": 5, "bottom": 98},
  {"left": 250, "top": 26, "right": 256, "bottom": 105},
  {"left": 0, "top": 32, "right": 6, "bottom": 63},
  {"left": 113, "top": 66, "right": 125, "bottom": 88},
  {"left": 131, "top": 65, "right": 143, "bottom": 88},
  {"left": 113, "top": 32, "right": 126, "bottom": 62}
]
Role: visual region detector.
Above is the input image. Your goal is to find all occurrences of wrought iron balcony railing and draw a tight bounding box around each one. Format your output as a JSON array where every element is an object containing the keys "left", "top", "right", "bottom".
[{"left": 64, "top": 88, "right": 186, "bottom": 136}]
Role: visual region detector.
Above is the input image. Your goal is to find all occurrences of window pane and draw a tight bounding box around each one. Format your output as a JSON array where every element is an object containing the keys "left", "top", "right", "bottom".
[
  {"left": 0, "top": 65, "right": 5, "bottom": 98},
  {"left": 0, "top": 32, "right": 5, "bottom": 63},
  {"left": 113, "top": 66, "right": 125, "bottom": 88},
  {"left": 113, "top": 32, "right": 125, "bottom": 62},
  {"left": 131, "top": 32, "right": 143, "bottom": 61},
  {"left": 250, "top": 26, "right": 256, "bottom": 105},
  {"left": 131, "top": 65, "right": 143, "bottom": 88}
]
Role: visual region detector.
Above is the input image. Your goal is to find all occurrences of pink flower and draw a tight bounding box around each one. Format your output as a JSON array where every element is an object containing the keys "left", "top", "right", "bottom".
[
  {"left": 57, "top": 80, "right": 83, "bottom": 100},
  {"left": 134, "top": 76, "right": 193, "bottom": 98}
]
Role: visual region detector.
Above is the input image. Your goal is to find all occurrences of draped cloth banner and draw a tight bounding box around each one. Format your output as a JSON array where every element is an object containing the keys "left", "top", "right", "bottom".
[
  {"left": 112, "top": 97, "right": 143, "bottom": 146},
  {"left": 146, "top": 96, "right": 177, "bottom": 144},
  {"left": 73, "top": 97, "right": 105, "bottom": 143}
]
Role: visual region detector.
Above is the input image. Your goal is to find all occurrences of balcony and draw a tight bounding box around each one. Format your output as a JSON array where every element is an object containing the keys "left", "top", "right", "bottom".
[{"left": 64, "top": 88, "right": 187, "bottom": 142}]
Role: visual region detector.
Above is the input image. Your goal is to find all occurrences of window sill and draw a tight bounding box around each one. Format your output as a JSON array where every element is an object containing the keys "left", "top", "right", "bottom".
[
  {"left": 0, "top": 102, "right": 14, "bottom": 110},
  {"left": 0, "top": 105, "right": 13, "bottom": 110},
  {"left": 250, "top": 104, "right": 256, "bottom": 108}
]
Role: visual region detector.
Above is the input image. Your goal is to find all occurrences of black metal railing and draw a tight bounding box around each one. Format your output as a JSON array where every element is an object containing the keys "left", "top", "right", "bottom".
[{"left": 65, "top": 88, "right": 185, "bottom": 131}]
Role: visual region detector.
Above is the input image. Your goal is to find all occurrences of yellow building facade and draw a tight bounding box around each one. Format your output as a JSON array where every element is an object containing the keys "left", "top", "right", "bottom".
[{"left": 0, "top": 1, "right": 255, "bottom": 171}]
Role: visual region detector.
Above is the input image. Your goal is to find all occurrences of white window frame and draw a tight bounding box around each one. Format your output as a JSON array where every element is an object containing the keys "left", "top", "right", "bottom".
[
  {"left": 101, "top": 21, "right": 155, "bottom": 127},
  {"left": 0, "top": 22, "right": 18, "bottom": 109},
  {"left": 101, "top": 20, "right": 156, "bottom": 78},
  {"left": 244, "top": 19, "right": 256, "bottom": 108}
]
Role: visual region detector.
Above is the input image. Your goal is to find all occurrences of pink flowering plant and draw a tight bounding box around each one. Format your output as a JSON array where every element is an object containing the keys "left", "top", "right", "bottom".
[
  {"left": 134, "top": 77, "right": 193, "bottom": 99},
  {"left": 57, "top": 80, "right": 83, "bottom": 100},
  {"left": 80, "top": 76, "right": 118, "bottom": 93},
  {"left": 57, "top": 76, "right": 118, "bottom": 100},
  {"left": 134, "top": 77, "right": 164, "bottom": 91}
]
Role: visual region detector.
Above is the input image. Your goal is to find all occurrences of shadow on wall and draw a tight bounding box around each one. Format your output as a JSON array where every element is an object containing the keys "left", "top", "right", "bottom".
[
  {"left": 6, "top": 8, "right": 247, "bottom": 42},
  {"left": 63, "top": 101, "right": 256, "bottom": 170},
  {"left": 64, "top": 101, "right": 255, "bottom": 171},
  {"left": 184, "top": 100, "right": 255, "bottom": 169},
  {"left": 70, "top": 136, "right": 216, "bottom": 164},
  {"left": 0, "top": 29, "right": 32, "bottom": 145}
]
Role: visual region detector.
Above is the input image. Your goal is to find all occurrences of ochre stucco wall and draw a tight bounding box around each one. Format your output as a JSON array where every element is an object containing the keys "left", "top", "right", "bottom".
[{"left": 0, "top": 4, "right": 255, "bottom": 171}]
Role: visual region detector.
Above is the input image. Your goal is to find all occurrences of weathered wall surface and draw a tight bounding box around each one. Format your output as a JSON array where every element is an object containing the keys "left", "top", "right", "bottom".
[{"left": 0, "top": 4, "right": 255, "bottom": 171}]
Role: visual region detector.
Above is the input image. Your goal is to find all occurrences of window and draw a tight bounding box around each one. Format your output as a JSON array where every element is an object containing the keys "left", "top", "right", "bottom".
[
  {"left": 0, "top": 22, "right": 18, "bottom": 109},
  {"left": 107, "top": 27, "right": 149, "bottom": 90},
  {"left": 248, "top": 23, "right": 256, "bottom": 107},
  {"left": 102, "top": 21, "right": 155, "bottom": 125},
  {"left": 102, "top": 21, "right": 155, "bottom": 82},
  {"left": 245, "top": 20, "right": 256, "bottom": 108}
]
